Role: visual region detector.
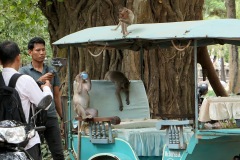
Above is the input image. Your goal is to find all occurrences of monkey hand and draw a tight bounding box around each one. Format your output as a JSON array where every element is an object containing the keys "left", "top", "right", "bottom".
[
  {"left": 86, "top": 115, "right": 93, "bottom": 119},
  {"left": 82, "top": 114, "right": 93, "bottom": 120},
  {"left": 119, "top": 105, "right": 123, "bottom": 111}
]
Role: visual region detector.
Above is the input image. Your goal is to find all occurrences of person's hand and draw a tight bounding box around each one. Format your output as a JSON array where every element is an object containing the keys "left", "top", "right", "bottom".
[
  {"left": 60, "top": 119, "right": 65, "bottom": 138},
  {"left": 38, "top": 72, "right": 54, "bottom": 82},
  {"left": 41, "top": 80, "right": 52, "bottom": 90}
]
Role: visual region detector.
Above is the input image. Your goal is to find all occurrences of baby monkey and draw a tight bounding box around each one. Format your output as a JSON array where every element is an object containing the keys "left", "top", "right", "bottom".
[
  {"left": 105, "top": 71, "right": 130, "bottom": 111},
  {"left": 73, "top": 72, "right": 98, "bottom": 119},
  {"left": 112, "top": 7, "right": 134, "bottom": 37}
]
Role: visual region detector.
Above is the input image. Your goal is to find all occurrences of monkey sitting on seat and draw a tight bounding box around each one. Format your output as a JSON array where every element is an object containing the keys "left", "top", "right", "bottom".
[
  {"left": 112, "top": 7, "right": 134, "bottom": 37},
  {"left": 105, "top": 71, "right": 130, "bottom": 111},
  {"left": 73, "top": 71, "right": 98, "bottom": 120}
]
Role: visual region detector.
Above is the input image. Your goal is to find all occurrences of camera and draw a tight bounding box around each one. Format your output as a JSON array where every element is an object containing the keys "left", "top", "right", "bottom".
[
  {"left": 36, "top": 81, "right": 45, "bottom": 89},
  {"left": 49, "top": 69, "right": 55, "bottom": 75}
]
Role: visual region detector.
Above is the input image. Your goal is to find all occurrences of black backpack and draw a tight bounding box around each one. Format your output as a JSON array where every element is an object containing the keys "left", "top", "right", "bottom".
[{"left": 0, "top": 72, "right": 26, "bottom": 123}]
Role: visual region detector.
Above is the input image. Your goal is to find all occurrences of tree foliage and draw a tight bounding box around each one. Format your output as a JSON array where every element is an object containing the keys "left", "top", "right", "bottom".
[
  {"left": 203, "top": 0, "right": 226, "bottom": 18},
  {"left": 204, "top": 0, "right": 240, "bottom": 19},
  {"left": 0, "top": 0, "right": 51, "bottom": 64}
]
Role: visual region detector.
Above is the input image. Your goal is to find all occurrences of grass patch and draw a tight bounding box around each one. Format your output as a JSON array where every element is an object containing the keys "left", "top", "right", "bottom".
[{"left": 206, "top": 90, "right": 216, "bottom": 97}]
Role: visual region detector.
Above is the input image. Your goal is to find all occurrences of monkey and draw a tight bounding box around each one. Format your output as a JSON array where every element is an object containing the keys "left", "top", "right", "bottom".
[
  {"left": 73, "top": 71, "right": 98, "bottom": 120},
  {"left": 112, "top": 7, "right": 134, "bottom": 37},
  {"left": 105, "top": 71, "right": 130, "bottom": 111}
]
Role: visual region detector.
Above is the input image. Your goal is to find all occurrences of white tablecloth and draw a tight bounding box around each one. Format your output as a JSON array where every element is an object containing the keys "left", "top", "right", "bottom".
[
  {"left": 199, "top": 97, "right": 240, "bottom": 122},
  {"left": 113, "top": 127, "right": 193, "bottom": 156}
]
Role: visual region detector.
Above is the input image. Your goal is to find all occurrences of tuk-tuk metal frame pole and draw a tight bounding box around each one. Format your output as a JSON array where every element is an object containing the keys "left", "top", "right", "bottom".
[
  {"left": 140, "top": 47, "right": 144, "bottom": 81},
  {"left": 194, "top": 39, "right": 199, "bottom": 135},
  {"left": 67, "top": 46, "right": 73, "bottom": 156}
]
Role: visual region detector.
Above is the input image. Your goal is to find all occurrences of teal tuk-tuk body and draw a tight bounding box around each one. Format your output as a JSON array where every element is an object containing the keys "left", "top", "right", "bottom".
[
  {"left": 53, "top": 19, "right": 240, "bottom": 160},
  {"left": 73, "top": 136, "right": 138, "bottom": 160}
]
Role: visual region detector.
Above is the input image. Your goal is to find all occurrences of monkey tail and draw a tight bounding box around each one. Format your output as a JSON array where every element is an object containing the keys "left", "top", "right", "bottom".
[{"left": 104, "top": 71, "right": 110, "bottom": 80}]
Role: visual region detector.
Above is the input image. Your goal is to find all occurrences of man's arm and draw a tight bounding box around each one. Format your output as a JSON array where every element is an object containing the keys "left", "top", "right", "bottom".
[{"left": 20, "top": 75, "right": 53, "bottom": 106}]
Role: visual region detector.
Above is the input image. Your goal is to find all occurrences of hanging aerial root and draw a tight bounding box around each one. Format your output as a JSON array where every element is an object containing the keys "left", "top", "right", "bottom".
[
  {"left": 87, "top": 44, "right": 107, "bottom": 57},
  {"left": 171, "top": 40, "right": 192, "bottom": 51}
]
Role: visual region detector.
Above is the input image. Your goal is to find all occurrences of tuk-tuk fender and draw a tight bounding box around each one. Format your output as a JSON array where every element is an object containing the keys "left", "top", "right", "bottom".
[
  {"left": 89, "top": 152, "right": 134, "bottom": 160},
  {"left": 72, "top": 135, "right": 139, "bottom": 160}
]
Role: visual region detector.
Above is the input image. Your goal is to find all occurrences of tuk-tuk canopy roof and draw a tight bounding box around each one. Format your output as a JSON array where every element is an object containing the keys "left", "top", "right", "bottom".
[{"left": 53, "top": 19, "right": 240, "bottom": 51}]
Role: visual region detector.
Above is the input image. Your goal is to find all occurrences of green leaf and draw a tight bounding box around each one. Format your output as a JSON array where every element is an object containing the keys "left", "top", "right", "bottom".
[{"left": 9, "top": 5, "right": 15, "bottom": 10}]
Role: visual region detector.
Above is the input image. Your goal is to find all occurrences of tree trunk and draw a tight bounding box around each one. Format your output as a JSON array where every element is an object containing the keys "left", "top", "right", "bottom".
[
  {"left": 38, "top": 0, "right": 222, "bottom": 119},
  {"left": 197, "top": 47, "right": 228, "bottom": 97},
  {"left": 220, "top": 57, "right": 226, "bottom": 82},
  {"left": 225, "top": 0, "right": 240, "bottom": 94}
]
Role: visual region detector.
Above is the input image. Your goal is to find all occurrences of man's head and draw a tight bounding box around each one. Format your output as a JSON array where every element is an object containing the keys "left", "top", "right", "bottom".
[
  {"left": 0, "top": 41, "right": 21, "bottom": 67},
  {"left": 28, "top": 37, "right": 46, "bottom": 63},
  {"left": 28, "top": 37, "right": 45, "bottom": 50}
]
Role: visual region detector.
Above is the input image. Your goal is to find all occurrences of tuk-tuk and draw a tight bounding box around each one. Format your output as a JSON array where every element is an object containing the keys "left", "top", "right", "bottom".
[{"left": 53, "top": 19, "right": 240, "bottom": 160}]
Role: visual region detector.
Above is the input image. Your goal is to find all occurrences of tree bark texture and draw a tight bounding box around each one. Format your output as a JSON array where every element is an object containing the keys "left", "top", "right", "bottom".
[
  {"left": 38, "top": 0, "right": 221, "bottom": 119},
  {"left": 225, "top": 0, "right": 240, "bottom": 94}
]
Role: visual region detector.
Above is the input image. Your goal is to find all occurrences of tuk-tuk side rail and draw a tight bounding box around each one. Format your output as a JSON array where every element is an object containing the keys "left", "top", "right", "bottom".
[
  {"left": 156, "top": 120, "right": 193, "bottom": 150},
  {"left": 196, "top": 128, "right": 240, "bottom": 138},
  {"left": 75, "top": 116, "right": 121, "bottom": 144}
]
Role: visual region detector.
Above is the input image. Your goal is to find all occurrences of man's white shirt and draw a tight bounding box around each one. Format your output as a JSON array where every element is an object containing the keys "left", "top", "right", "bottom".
[{"left": 2, "top": 68, "right": 53, "bottom": 150}]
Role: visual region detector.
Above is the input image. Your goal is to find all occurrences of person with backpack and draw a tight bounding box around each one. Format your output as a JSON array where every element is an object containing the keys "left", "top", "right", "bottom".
[
  {"left": 0, "top": 40, "right": 53, "bottom": 160},
  {"left": 19, "top": 37, "right": 64, "bottom": 160}
]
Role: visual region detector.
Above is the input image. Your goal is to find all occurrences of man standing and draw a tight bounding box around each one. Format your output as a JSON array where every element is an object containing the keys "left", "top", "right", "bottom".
[
  {"left": 19, "top": 37, "right": 64, "bottom": 160},
  {"left": 0, "top": 40, "right": 53, "bottom": 160}
]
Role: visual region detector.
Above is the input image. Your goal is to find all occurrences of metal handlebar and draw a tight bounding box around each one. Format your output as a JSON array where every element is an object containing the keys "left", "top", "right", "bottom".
[{"left": 35, "top": 126, "right": 46, "bottom": 132}]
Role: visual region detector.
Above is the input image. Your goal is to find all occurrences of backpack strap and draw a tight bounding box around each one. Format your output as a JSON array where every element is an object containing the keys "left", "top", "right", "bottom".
[
  {"left": 29, "top": 103, "right": 35, "bottom": 124},
  {"left": 0, "top": 72, "right": 6, "bottom": 87},
  {"left": 8, "top": 73, "right": 23, "bottom": 88},
  {"left": 5, "top": 73, "right": 26, "bottom": 124},
  {"left": 9, "top": 73, "right": 26, "bottom": 124}
]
